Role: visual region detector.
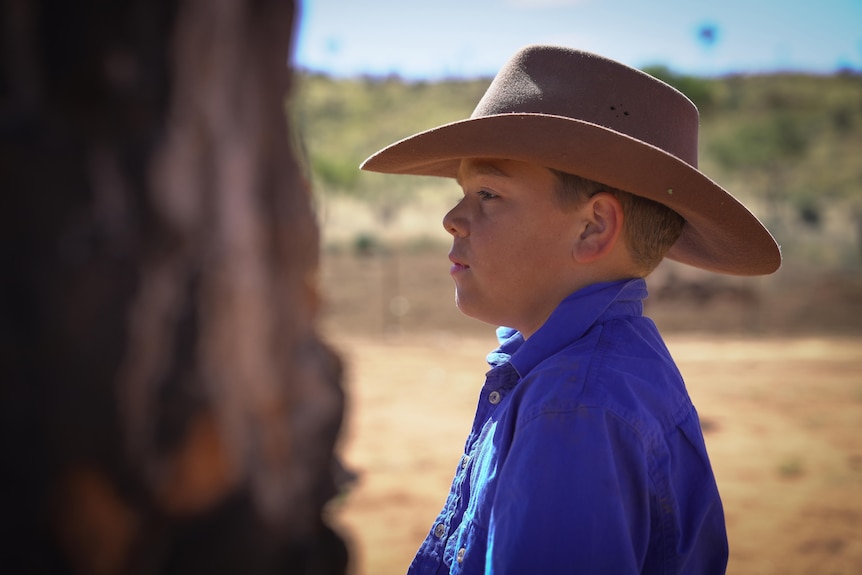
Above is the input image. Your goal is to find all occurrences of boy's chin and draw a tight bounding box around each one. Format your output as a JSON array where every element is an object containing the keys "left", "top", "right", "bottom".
[{"left": 454, "top": 296, "right": 501, "bottom": 328}]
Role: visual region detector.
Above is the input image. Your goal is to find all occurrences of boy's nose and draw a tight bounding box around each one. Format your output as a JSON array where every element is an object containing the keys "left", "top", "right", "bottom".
[{"left": 443, "top": 203, "right": 468, "bottom": 237}]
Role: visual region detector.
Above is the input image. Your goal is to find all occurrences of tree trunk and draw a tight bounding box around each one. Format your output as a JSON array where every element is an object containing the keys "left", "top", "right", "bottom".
[{"left": 0, "top": 1, "right": 348, "bottom": 573}]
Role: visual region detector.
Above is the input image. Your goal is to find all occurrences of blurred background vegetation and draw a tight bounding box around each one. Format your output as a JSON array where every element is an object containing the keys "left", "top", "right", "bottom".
[{"left": 291, "top": 69, "right": 862, "bottom": 271}]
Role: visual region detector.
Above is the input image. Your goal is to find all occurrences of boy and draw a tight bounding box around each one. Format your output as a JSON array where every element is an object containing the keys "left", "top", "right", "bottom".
[{"left": 360, "top": 45, "right": 780, "bottom": 574}]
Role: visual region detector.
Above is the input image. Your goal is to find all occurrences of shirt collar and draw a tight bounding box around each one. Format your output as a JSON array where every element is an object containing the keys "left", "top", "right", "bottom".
[
  {"left": 486, "top": 326, "right": 524, "bottom": 368},
  {"left": 486, "top": 278, "right": 647, "bottom": 377}
]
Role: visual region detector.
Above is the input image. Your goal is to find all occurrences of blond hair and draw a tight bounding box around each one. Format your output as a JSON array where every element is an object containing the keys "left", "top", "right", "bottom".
[{"left": 551, "top": 170, "right": 685, "bottom": 276}]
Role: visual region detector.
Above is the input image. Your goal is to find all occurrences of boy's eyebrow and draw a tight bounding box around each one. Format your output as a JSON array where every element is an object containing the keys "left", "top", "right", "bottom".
[{"left": 456, "top": 160, "right": 510, "bottom": 185}]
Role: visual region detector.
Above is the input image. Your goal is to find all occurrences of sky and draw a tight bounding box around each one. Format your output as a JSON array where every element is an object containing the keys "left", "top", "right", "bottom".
[{"left": 294, "top": 0, "right": 862, "bottom": 79}]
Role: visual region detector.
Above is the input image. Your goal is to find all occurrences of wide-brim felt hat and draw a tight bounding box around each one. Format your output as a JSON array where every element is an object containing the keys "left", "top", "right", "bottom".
[{"left": 361, "top": 45, "right": 781, "bottom": 276}]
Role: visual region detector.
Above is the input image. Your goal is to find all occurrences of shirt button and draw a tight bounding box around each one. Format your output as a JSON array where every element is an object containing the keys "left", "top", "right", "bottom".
[
  {"left": 457, "top": 547, "right": 466, "bottom": 563},
  {"left": 488, "top": 391, "right": 501, "bottom": 405},
  {"left": 460, "top": 455, "right": 470, "bottom": 469},
  {"left": 434, "top": 523, "right": 446, "bottom": 539}
]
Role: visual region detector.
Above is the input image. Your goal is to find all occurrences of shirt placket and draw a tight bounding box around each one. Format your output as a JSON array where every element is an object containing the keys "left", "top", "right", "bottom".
[{"left": 434, "top": 362, "right": 519, "bottom": 573}]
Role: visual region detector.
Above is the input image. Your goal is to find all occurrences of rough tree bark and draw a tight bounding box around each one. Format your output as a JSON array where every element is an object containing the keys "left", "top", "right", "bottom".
[{"left": 1, "top": 1, "right": 348, "bottom": 574}]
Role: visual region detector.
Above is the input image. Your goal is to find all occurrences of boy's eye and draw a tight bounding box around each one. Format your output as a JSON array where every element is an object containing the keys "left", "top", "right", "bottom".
[{"left": 477, "top": 189, "right": 498, "bottom": 200}]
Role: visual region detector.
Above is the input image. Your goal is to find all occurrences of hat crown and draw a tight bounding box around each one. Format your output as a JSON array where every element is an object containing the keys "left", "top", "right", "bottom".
[{"left": 471, "top": 45, "right": 700, "bottom": 167}]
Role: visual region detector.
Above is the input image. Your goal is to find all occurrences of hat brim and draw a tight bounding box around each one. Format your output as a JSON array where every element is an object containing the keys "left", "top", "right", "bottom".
[{"left": 361, "top": 113, "right": 781, "bottom": 276}]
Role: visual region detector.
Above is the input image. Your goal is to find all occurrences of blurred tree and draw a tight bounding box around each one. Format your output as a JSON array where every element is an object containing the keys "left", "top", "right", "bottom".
[
  {"left": 709, "top": 112, "right": 809, "bottom": 171},
  {"left": 708, "top": 109, "right": 811, "bottom": 234},
  {"left": 0, "top": 0, "right": 348, "bottom": 574}
]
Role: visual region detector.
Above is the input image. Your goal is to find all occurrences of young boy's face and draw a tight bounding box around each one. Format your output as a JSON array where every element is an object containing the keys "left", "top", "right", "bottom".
[{"left": 445, "top": 158, "right": 583, "bottom": 338}]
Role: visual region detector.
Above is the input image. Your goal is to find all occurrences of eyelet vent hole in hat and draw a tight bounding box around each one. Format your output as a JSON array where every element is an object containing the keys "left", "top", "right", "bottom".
[{"left": 609, "top": 105, "right": 631, "bottom": 119}]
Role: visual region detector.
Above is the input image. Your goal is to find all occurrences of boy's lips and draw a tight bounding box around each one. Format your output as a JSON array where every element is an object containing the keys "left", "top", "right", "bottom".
[{"left": 449, "top": 254, "right": 470, "bottom": 274}]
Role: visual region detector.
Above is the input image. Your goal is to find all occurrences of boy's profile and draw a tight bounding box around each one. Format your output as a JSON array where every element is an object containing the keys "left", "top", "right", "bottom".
[{"left": 361, "top": 45, "right": 781, "bottom": 574}]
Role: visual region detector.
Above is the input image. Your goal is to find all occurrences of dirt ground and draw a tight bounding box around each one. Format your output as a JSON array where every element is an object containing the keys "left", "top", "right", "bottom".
[{"left": 318, "top": 249, "right": 862, "bottom": 575}]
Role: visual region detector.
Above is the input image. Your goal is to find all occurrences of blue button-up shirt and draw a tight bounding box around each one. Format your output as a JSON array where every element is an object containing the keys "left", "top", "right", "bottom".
[{"left": 407, "top": 279, "right": 728, "bottom": 574}]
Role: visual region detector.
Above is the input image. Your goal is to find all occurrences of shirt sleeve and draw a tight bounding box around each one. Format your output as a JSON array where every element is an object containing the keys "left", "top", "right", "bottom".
[{"left": 486, "top": 405, "right": 652, "bottom": 574}]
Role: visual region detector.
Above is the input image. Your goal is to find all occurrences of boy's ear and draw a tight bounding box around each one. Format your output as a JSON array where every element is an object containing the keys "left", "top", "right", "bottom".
[{"left": 571, "top": 192, "right": 624, "bottom": 264}]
